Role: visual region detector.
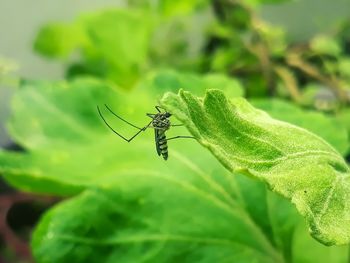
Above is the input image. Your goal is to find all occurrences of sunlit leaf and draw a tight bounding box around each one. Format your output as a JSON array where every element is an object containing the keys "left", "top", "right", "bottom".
[
  {"left": 251, "top": 99, "right": 349, "bottom": 156},
  {"left": 161, "top": 89, "right": 350, "bottom": 245}
]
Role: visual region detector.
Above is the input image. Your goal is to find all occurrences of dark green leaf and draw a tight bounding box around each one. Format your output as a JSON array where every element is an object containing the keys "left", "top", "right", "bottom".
[
  {"left": 32, "top": 170, "right": 348, "bottom": 263},
  {"left": 32, "top": 174, "right": 283, "bottom": 263}
]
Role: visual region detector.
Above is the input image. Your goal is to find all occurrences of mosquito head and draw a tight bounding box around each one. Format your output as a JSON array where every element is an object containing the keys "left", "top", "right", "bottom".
[{"left": 165, "top": 112, "right": 171, "bottom": 118}]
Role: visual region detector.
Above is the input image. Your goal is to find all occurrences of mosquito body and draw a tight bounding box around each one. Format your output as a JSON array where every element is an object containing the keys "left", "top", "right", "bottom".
[
  {"left": 148, "top": 110, "right": 171, "bottom": 160},
  {"left": 97, "top": 105, "right": 193, "bottom": 160}
]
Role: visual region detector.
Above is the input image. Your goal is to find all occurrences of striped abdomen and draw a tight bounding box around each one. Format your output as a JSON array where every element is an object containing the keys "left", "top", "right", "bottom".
[{"left": 155, "top": 130, "right": 168, "bottom": 160}]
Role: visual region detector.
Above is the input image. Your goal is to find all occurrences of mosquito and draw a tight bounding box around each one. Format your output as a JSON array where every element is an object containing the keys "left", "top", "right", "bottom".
[{"left": 97, "top": 104, "right": 194, "bottom": 160}]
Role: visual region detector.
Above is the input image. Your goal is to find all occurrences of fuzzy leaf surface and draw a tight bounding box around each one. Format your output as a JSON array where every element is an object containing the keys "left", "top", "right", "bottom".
[
  {"left": 251, "top": 99, "right": 349, "bottom": 156},
  {"left": 161, "top": 89, "right": 350, "bottom": 245}
]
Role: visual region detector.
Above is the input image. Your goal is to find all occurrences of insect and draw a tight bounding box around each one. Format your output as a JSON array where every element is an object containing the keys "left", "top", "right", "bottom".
[{"left": 97, "top": 104, "right": 193, "bottom": 160}]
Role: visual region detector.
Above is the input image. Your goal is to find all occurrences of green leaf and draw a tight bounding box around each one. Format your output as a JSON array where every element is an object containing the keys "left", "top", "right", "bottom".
[
  {"left": 33, "top": 23, "right": 88, "bottom": 58},
  {"left": 82, "top": 9, "right": 153, "bottom": 87},
  {"left": 31, "top": 175, "right": 281, "bottom": 263},
  {"left": 244, "top": 0, "right": 291, "bottom": 7},
  {"left": 310, "top": 35, "right": 342, "bottom": 57},
  {"left": 34, "top": 9, "right": 153, "bottom": 87},
  {"left": 337, "top": 109, "right": 350, "bottom": 155},
  {"left": 149, "top": 13, "right": 213, "bottom": 71},
  {"left": 241, "top": 176, "right": 347, "bottom": 263},
  {"left": 158, "top": 0, "right": 209, "bottom": 16},
  {"left": 338, "top": 57, "right": 350, "bottom": 78},
  {"left": 292, "top": 221, "right": 347, "bottom": 263},
  {"left": 0, "top": 71, "right": 240, "bottom": 194},
  {"left": 2, "top": 76, "right": 347, "bottom": 261},
  {"left": 2, "top": 75, "right": 349, "bottom": 261},
  {"left": 161, "top": 89, "right": 350, "bottom": 246},
  {"left": 140, "top": 69, "right": 244, "bottom": 97},
  {"left": 32, "top": 171, "right": 348, "bottom": 263},
  {"left": 128, "top": 0, "right": 210, "bottom": 17},
  {"left": 255, "top": 22, "right": 287, "bottom": 56},
  {"left": 0, "top": 77, "right": 181, "bottom": 194},
  {"left": 251, "top": 99, "right": 349, "bottom": 156}
]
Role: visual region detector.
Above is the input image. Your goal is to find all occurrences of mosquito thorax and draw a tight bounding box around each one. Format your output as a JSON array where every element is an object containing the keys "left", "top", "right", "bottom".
[{"left": 153, "top": 113, "right": 171, "bottom": 130}]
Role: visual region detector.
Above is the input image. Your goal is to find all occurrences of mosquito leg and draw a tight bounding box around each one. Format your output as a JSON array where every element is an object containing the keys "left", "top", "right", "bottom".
[
  {"left": 154, "top": 118, "right": 182, "bottom": 127},
  {"left": 126, "top": 121, "right": 153, "bottom": 142},
  {"left": 97, "top": 105, "right": 152, "bottom": 142},
  {"left": 104, "top": 104, "right": 142, "bottom": 130},
  {"left": 155, "top": 106, "right": 165, "bottom": 112},
  {"left": 166, "top": 135, "right": 195, "bottom": 141}
]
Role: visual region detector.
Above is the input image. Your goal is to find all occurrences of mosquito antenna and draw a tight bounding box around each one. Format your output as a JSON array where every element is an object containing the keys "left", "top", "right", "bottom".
[
  {"left": 155, "top": 106, "right": 163, "bottom": 112},
  {"left": 104, "top": 104, "right": 142, "bottom": 130},
  {"left": 97, "top": 105, "right": 132, "bottom": 141}
]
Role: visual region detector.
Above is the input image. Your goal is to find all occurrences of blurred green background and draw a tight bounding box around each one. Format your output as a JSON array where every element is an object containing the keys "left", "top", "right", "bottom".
[
  {"left": 1, "top": 0, "right": 350, "bottom": 146},
  {"left": 0, "top": 0, "right": 124, "bottom": 146},
  {"left": 1, "top": 0, "right": 350, "bottom": 262}
]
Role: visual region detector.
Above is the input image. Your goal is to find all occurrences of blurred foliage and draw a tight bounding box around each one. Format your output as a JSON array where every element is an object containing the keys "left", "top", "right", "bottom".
[
  {"left": 0, "top": 57, "right": 18, "bottom": 77},
  {"left": 33, "top": 0, "right": 350, "bottom": 107},
  {"left": 139, "top": 69, "right": 244, "bottom": 97},
  {"left": 0, "top": 56, "right": 19, "bottom": 83},
  {"left": 128, "top": 0, "right": 209, "bottom": 17},
  {"left": 1, "top": 0, "right": 350, "bottom": 262},
  {"left": 34, "top": 9, "right": 153, "bottom": 88}
]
